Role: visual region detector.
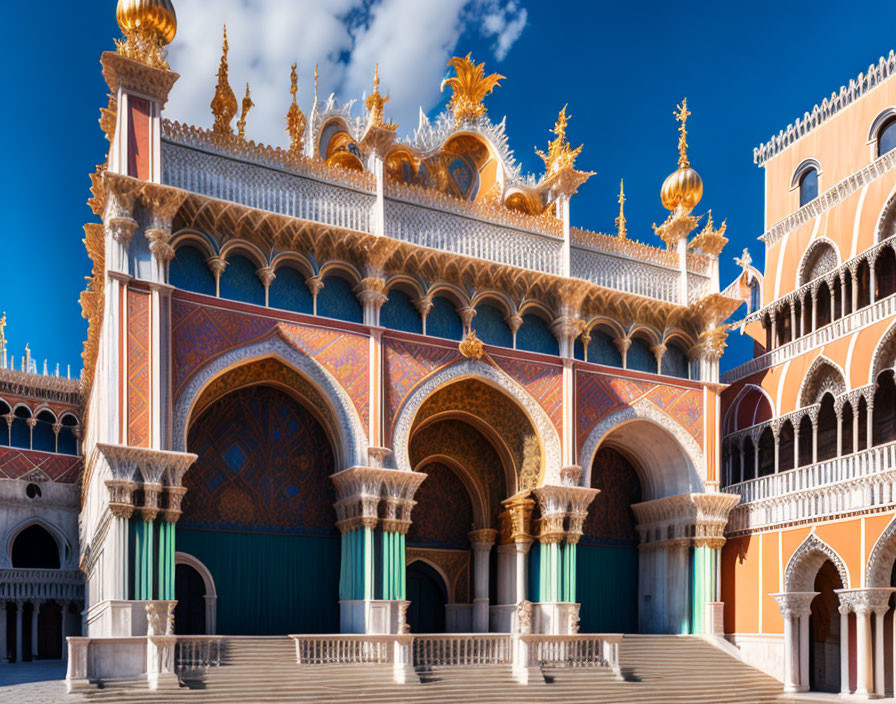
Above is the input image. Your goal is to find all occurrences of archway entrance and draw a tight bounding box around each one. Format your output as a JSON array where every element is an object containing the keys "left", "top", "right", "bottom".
[
  {"left": 809, "top": 560, "right": 843, "bottom": 693},
  {"left": 181, "top": 360, "right": 341, "bottom": 635},
  {"left": 175, "top": 563, "right": 206, "bottom": 635},
  {"left": 406, "top": 561, "right": 448, "bottom": 633}
]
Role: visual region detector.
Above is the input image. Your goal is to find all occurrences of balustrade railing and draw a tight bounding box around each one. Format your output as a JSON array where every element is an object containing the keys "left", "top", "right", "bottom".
[
  {"left": 0, "top": 569, "right": 83, "bottom": 601},
  {"left": 413, "top": 634, "right": 512, "bottom": 666},
  {"left": 727, "top": 442, "right": 896, "bottom": 532},
  {"left": 291, "top": 635, "right": 406, "bottom": 664},
  {"left": 570, "top": 246, "right": 682, "bottom": 304},
  {"left": 174, "top": 637, "right": 225, "bottom": 673},
  {"left": 519, "top": 634, "right": 622, "bottom": 670},
  {"left": 722, "top": 293, "right": 896, "bottom": 383}
]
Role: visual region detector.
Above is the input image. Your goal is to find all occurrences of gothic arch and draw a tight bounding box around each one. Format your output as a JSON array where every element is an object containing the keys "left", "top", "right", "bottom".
[
  {"left": 172, "top": 332, "right": 367, "bottom": 469},
  {"left": 412, "top": 454, "right": 490, "bottom": 530},
  {"left": 799, "top": 355, "right": 847, "bottom": 407},
  {"left": 870, "top": 319, "right": 896, "bottom": 383},
  {"left": 798, "top": 237, "right": 841, "bottom": 286},
  {"left": 723, "top": 383, "right": 775, "bottom": 433},
  {"left": 578, "top": 399, "right": 705, "bottom": 500},
  {"left": 391, "top": 358, "right": 562, "bottom": 485},
  {"left": 5, "top": 517, "right": 68, "bottom": 569},
  {"left": 874, "top": 180, "right": 896, "bottom": 243},
  {"left": 784, "top": 533, "right": 850, "bottom": 592},
  {"left": 865, "top": 515, "right": 896, "bottom": 588}
]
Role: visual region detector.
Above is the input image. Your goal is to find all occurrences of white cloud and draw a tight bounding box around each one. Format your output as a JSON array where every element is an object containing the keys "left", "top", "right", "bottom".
[{"left": 165, "top": 0, "right": 528, "bottom": 147}]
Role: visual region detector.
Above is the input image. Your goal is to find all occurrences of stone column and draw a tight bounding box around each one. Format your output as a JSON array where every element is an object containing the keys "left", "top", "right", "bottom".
[
  {"left": 357, "top": 276, "right": 388, "bottom": 328},
  {"left": 851, "top": 265, "right": 859, "bottom": 311},
  {"left": 30, "top": 600, "right": 41, "bottom": 661},
  {"left": 867, "top": 396, "right": 875, "bottom": 450},
  {"left": 502, "top": 495, "right": 535, "bottom": 604},
  {"left": 799, "top": 608, "right": 810, "bottom": 691},
  {"left": 839, "top": 603, "right": 850, "bottom": 695},
  {"left": 874, "top": 606, "right": 887, "bottom": 696},
  {"left": 782, "top": 609, "right": 797, "bottom": 691},
  {"left": 790, "top": 303, "right": 797, "bottom": 342},
  {"left": 870, "top": 262, "right": 877, "bottom": 303},
  {"left": 257, "top": 266, "right": 275, "bottom": 307},
  {"left": 853, "top": 404, "right": 860, "bottom": 454},
  {"left": 793, "top": 424, "right": 800, "bottom": 470},
  {"left": 0, "top": 601, "right": 7, "bottom": 664},
  {"left": 828, "top": 279, "right": 837, "bottom": 321},
  {"left": 811, "top": 416, "right": 819, "bottom": 465},
  {"left": 773, "top": 592, "right": 817, "bottom": 693},
  {"left": 770, "top": 315, "right": 778, "bottom": 349},
  {"left": 835, "top": 405, "right": 843, "bottom": 458},
  {"left": 841, "top": 276, "right": 849, "bottom": 317},
  {"left": 810, "top": 289, "right": 818, "bottom": 331},
  {"left": 469, "top": 529, "right": 497, "bottom": 633},
  {"left": 855, "top": 603, "right": 873, "bottom": 697}
]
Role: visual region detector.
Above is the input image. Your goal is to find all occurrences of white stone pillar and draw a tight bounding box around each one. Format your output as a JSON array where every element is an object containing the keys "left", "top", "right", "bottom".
[
  {"left": 30, "top": 600, "right": 40, "bottom": 661},
  {"left": 514, "top": 541, "right": 531, "bottom": 604},
  {"left": 853, "top": 406, "right": 860, "bottom": 454},
  {"left": 867, "top": 400, "right": 875, "bottom": 450},
  {"left": 874, "top": 606, "right": 886, "bottom": 696},
  {"left": 856, "top": 604, "right": 872, "bottom": 697},
  {"left": 839, "top": 604, "right": 850, "bottom": 695},
  {"left": 852, "top": 267, "right": 859, "bottom": 311},
  {"left": 841, "top": 276, "right": 849, "bottom": 317},
  {"left": 783, "top": 612, "right": 797, "bottom": 692},
  {"left": 774, "top": 593, "right": 817, "bottom": 693},
  {"left": 799, "top": 610, "right": 810, "bottom": 691},
  {"left": 469, "top": 529, "right": 497, "bottom": 633},
  {"left": 811, "top": 289, "right": 818, "bottom": 331}
]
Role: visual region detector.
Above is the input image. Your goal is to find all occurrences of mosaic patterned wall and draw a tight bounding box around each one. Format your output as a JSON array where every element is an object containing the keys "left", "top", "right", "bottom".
[
  {"left": 171, "top": 298, "right": 369, "bottom": 428},
  {"left": 409, "top": 418, "right": 507, "bottom": 526},
  {"left": 576, "top": 371, "right": 704, "bottom": 453},
  {"left": 127, "top": 289, "right": 151, "bottom": 448},
  {"left": 383, "top": 337, "right": 458, "bottom": 435},
  {"left": 493, "top": 355, "right": 563, "bottom": 436},
  {"left": 582, "top": 447, "right": 642, "bottom": 545},
  {"left": 181, "top": 385, "right": 337, "bottom": 535},
  {"left": 407, "top": 461, "right": 474, "bottom": 550},
  {"left": 0, "top": 446, "right": 82, "bottom": 484}
]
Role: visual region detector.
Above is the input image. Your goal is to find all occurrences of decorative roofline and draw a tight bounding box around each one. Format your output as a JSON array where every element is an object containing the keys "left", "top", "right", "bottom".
[
  {"left": 0, "top": 367, "right": 82, "bottom": 406},
  {"left": 754, "top": 50, "right": 896, "bottom": 166}
]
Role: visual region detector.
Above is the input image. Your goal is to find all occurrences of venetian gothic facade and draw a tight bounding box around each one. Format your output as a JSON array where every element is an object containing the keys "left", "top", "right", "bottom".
[{"left": 721, "top": 49, "right": 896, "bottom": 696}]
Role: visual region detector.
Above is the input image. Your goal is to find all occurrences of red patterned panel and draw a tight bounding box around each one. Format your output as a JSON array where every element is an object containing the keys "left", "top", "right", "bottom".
[
  {"left": 384, "top": 339, "right": 458, "bottom": 434},
  {"left": 646, "top": 385, "right": 704, "bottom": 448},
  {"left": 576, "top": 372, "right": 653, "bottom": 451},
  {"left": 127, "top": 289, "right": 151, "bottom": 447},
  {"left": 0, "top": 446, "right": 82, "bottom": 484},
  {"left": 493, "top": 356, "right": 563, "bottom": 436}
]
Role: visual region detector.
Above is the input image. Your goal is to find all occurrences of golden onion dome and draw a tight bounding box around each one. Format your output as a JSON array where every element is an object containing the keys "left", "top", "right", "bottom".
[
  {"left": 660, "top": 165, "right": 703, "bottom": 211},
  {"left": 116, "top": 0, "right": 177, "bottom": 46}
]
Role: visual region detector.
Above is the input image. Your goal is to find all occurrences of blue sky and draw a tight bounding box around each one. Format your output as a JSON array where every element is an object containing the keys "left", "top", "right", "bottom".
[{"left": 4, "top": 0, "right": 896, "bottom": 374}]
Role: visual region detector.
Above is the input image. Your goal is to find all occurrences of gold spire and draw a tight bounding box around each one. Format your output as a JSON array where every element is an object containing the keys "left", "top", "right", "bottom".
[
  {"left": 0, "top": 311, "right": 6, "bottom": 344},
  {"left": 115, "top": 0, "right": 177, "bottom": 69},
  {"left": 365, "top": 64, "right": 395, "bottom": 129},
  {"left": 536, "top": 105, "right": 584, "bottom": 178},
  {"left": 314, "top": 64, "right": 319, "bottom": 104},
  {"left": 286, "top": 63, "right": 306, "bottom": 157},
  {"left": 615, "top": 179, "right": 627, "bottom": 239},
  {"left": 440, "top": 54, "right": 504, "bottom": 123},
  {"left": 675, "top": 98, "right": 691, "bottom": 168},
  {"left": 237, "top": 83, "right": 253, "bottom": 139},
  {"left": 211, "top": 26, "right": 238, "bottom": 136}
]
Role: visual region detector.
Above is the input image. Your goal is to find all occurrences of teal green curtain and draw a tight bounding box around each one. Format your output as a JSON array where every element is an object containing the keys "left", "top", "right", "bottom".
[
  {"left": 576, "top": 544, "right": 638, "bottom": 633},
  {"left": 177, "top": 529, "right": 340, "bottom": 634}
]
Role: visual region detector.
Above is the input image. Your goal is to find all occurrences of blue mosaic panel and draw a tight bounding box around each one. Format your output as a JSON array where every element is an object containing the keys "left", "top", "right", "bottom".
[
  {"left": 219, "top": 255, "right": 265, "bottom": 306},
  {"left": 661, "top": 344, "right": 689, "bottom": 379},
  {"left": 474, "top": 303, "right": 512, "bottom": 348},
  {"left": 626, "top": 337, "right": 655, "bottom": 373},
  {"left": 381, "top": 288, "right": 422, "bottom": 334},
  {"left": 269, "top": 266, "right": 313, "bottom": 315},
  {"left": 516, "top": 314, "right": 558, "bottom": 356},
  {"left": 427, "top": 297, "right": 463, "bottom": 341},
  {"left": 169, "top": 245, "right": 216, "bottom": 296},
  {"left": 317, "top": 275, "right": 363, "bottom": 323}
]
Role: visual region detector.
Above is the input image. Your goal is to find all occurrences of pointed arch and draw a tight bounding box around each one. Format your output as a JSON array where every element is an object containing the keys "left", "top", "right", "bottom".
[
  {"left": 870, "top": 319, "right": 896, "bottom": 383},
  {"left": 172, "top": 332, "right": 367, "bottom": 469},
  {"left": 579, "top": 399, "right": 705, "bottom": 499},
  {"left": 798, "top": 237, "right": 841, "bottom": 286},
  {"left": 785, "top": 532, "right": 850, "bottom": 592},
  {"left": 799, "top": 355, "right": 847, "bottom": 407},
  {"left": 866, "top": 515, "right": 896, "bottom": 588},
  {"left": 391, "top": 358, "right": 562, "bottom": 484},
  {"left": 412, "top": 454, "right": 490, "bottom": 530},
  {"left": 723, "top": 384, "right": 775, "bottom": 434},
  {"left": 6, "top": 516, "right": 69, "bottom": 568}
]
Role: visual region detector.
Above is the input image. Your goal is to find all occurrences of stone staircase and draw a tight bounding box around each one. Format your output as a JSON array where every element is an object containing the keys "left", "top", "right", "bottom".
[{"left": 78, "top": 634, "right": 784, "bottom": 703}]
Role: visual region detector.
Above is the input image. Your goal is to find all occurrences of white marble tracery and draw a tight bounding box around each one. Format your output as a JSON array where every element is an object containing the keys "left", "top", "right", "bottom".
[{"left": 784, "top": 532, "right": 851, "bottom": 592}]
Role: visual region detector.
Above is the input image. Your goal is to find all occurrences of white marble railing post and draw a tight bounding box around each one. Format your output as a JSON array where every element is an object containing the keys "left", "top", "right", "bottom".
[{"left": 839, "top": 603, "right": 850, "bottom": 695}]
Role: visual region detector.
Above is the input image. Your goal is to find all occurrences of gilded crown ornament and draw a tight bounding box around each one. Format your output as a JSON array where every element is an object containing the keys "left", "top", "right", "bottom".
[
  {"left": 286, "top": 63, "right": 307, "bottom": 157},
  {"left": 661, "top": 98, "right": 703, "bottom": 211},
  {"left": 536, "top": 105, "right": 583, "bottom": 178},
  {"left": 115, "top": 0, "right": 177, "bottom": 69},
  {"left": 365, "top": 65, "right": 396, "bottom": 129},
  {"left": 459, "top": 330, "right": 484, "bottom": 360},
  {"left": 211, "top": 27, "right": 237, "bottom": 136},
  {"left": 615, "top": 179, "right": 627, "bottom": 239},
  {"left": 237, "top": 83, "right": 253, "bottom": 140},
  {"left": 441, "top": 54, "right": 504, "bottom": 123}
]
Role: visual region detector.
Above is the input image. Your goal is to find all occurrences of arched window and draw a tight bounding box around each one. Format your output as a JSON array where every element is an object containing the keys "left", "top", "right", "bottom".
[
  {"left": 380, "top": 288, "right": 422, "bottom": 335},
  {"left": 758, "top": 427, "right": 775, "bottom": 477},
  {"left": 58, "top": 414, "right": 79, "bottom": 456},
  {"left": 817, "top": 394, "right": 838, "bottom": 461},
  {"left": 11, "top": 406, "right": 31, "bottom": 449},
  {"left": 742, "top": 437, "right": 756, "bottom": 481},
  {"left": 626, "top": 336, "right": 655, "bottom": 374},
  {"left": 660, "top": 342, "right": 689, "bottom": 379},
  {"left": 11, "top": 524, "right": 60, "bottom": 569},
  {"left": 219, "top": 254, "right": 265, "bottom": 306},
  {"left": 473, "top": 303, "right": 512, "bottom": 348},
  {"left": 427, "top": 297, "right": 463, "bottom": 341},
  {"left": 799, "top": 168, "right": 818, "bottom": 207},
  {"left": 841, "top": 402, "right": 854, "bottom": 455},
  {"left": 516, "top": 313, "right": 558, "bottom": 356},
  {"left": 779, "top": 420, "right": 795, "bottom": 472},
  {"left": 816, "top": 281, "right": 831, "bottom": 329},
  {"left": 169, "top": 245, "right": 216, "bottom": 296},
  {"left": 32, "top": 410, "right": 57, "bottom": 453},
  {"left": 857, "top": 259, "right": 872, "bottom": 309},
  {"left": 874, "top": 247, "right": 896, "bottom": 301},
  {"left": 749, "top": 279, "right": 761, "bottom": 314},
  {"left": 878, "top": 117, "right": 896, "bottom": 157},
  {"left": 873, "top": 370, "right": 896, "bottom": 446},
  {"left": 0, "top": 399, "right": 9, "bottom": 446},
  {"left": 317, "top": 275, "right": 362, "bottom": 323},
  {"left": 575, "top": 328, "right": 622, "bottom": 367},
  {"left": 798, "top": 415, "right": 814, "bottom": 467},
  {"left": 268, "top": 266, "right": 313, "bottom": 315}
]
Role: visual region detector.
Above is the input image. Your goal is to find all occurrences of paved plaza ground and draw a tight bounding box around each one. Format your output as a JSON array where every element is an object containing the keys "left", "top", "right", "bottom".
[{"left": 0, "top": 660, "right": 85, "bottom": 704}]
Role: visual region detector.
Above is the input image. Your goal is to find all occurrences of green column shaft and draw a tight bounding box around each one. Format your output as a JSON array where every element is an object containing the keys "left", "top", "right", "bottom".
[
  {"left": 539, "top": 541, "right": 562, "bottom": 602},
  {"left": 156, "top": 520, "right": 176, "bottom": 600},
  {"left": 381, "top": 531, "right": 392, "bottom": 600},
  {"left": 690, "top": 545, "right": 718, "bottom": 634},
  {"left": 398, "top": 533, "right": 406, "bottom": 600},
  {"left": 561, "top": 541, "right": 577, "bottom": 602},
  {"left": 339, "top": 531, "right": 348, "bottom": 600},
  {"left": 134, "top": 519, "right": 155, "bottom": 600}
]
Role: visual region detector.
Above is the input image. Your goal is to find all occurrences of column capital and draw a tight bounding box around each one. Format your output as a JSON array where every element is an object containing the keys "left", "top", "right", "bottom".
[
  {"left": 501, "top": 493, "right": 536, "bottom": 543},
  {"left": 836, "top": 587, "right": 896, "bottom": 613},
  {"left": 772, "top": 591, "right": 818, "bottom": 619},
  {"left": 468, "top": 528, "right": 498, "bottom": 550}
]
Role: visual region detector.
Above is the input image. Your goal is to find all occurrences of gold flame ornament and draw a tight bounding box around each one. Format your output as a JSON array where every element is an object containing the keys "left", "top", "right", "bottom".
[
  {"left": 211, "top": 27, "right": 237, "bottom": 136},
  {"left": 615, "top": 179, "right": 627, "bottom": 239},
  {"left": 365, "top": 65, "right": 395, "bottom": 129},
  {"left": 459, "top": 330, "right": 485, "bottom": 360},
  {"left": 286, "top": 63, "right": 307, "bottom": 157},
  {"left": 237, "top": 84, "right": 253, "bottom": 140},
  {"left": 660, "top": 98, "right": 703, "bottom": 211},
  {"left": 536, "top": 106, "right": 584, "bottom": 179},
  {"left": 115, "top": 0, "right": 177, "bottom": 69},
  {"left": 441, "top": 54, "right": 504, "bottom": 123}
]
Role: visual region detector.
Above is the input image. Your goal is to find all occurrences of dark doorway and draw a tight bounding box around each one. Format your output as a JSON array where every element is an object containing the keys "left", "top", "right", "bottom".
[
  {"left": 406, "top": 561, "right": 447, "bottom": 633},
  {"left": 809, "top": 560, "right": 843, "bottom": 692},
  {"left": 175, "top": 563, "right": 207, "bottom": 635},
  {"left": 37, "top": 601, "right": 62, "bottom": 659},
  {"left": 12, "top": 525, "right": 60, "bottom": 568}
]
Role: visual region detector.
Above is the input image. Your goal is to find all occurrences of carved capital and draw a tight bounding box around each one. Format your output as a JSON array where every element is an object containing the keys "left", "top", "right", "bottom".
[
  {"left": 206, "top": 255, "right": 228, "bottom": 278},
  {"left": 146, "top": 228, "right": 176, "bottom": 264},
  {"left": 414, "top": 295, "right": 434, "bottom": 319},
  {"left": 107, "top": 216, "right": 139, "bottom": 246},
  {"left": 256, "top": 266, "right": 276, "bottom": 288},
  {"left": 501, "top": 494, "right": 536, "bottom": 543},
  {"left": 468, "top": 528, "right": 498, "bottom": 550}
]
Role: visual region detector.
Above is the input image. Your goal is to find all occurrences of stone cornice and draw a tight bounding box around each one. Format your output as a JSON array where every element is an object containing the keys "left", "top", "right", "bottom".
[
  {"left": 0, "top": 368, "right": 81, "bottom": 406},
  {"left": 754, "top": 50, "right": 896, "bottom": 166},
  {"left": 632, "top": 491, "right": 739, "bottom": 547},
  {"left": 101, "top": 52, "right": 179, "bottom": 108}
]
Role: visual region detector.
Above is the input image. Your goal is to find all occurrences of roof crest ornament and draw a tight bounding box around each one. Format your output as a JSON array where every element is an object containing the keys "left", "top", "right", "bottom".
[
  {"left": 211, "top": 26, "right": 237, "bottom": 136},
  {"left": 286, "top": 63, "right": 307, "bottom": 158},
  {"left": 615, "top": 179, "right": 627, "bottom": 239},
  {"left": 237, "top": 83, "right": 253, "bottom": 140},
  {"left": 536, "top": 105, "right": 583, "bottom": 178},
  {"left": 440, "top": 54, "right": 504, "bottom": 124},
  {"left": 365, "top": 64, "right": 396, "bottom": 130},
  {"left": 675, "top": 98, "right": 691, "bottom": 169}
]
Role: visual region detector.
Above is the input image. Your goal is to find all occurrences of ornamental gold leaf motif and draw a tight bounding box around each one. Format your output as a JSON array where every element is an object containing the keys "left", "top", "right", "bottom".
[{"left": 441, "top": 54, "right": 504, "bottom": 123}]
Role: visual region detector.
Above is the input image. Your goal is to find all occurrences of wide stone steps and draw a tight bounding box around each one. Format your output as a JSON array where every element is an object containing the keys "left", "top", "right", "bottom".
[{"left": 78, "top": 634, "right": 784, "bottom": 703}]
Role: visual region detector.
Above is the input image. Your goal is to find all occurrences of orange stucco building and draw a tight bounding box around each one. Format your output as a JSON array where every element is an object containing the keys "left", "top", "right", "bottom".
[{"left": 721, "top": 50, "right": 896, "bottom": 696}]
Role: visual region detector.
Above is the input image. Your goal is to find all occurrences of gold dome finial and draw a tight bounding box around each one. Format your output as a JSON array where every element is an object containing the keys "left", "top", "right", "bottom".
[
  {"left": 286, "top": 63, "right": 306, "bottom": 158},
  {"left": 615, "top": 179, "right": 627, "bottom": 239},
  {"left": 211, "top": 26, "right": 237, "bottom": 136},
  {"left": 660, "top": 97, "right": 703, "bottom": 211},
  {"left": 115, "top": 0, "right": 177, "bottom": 69}
]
